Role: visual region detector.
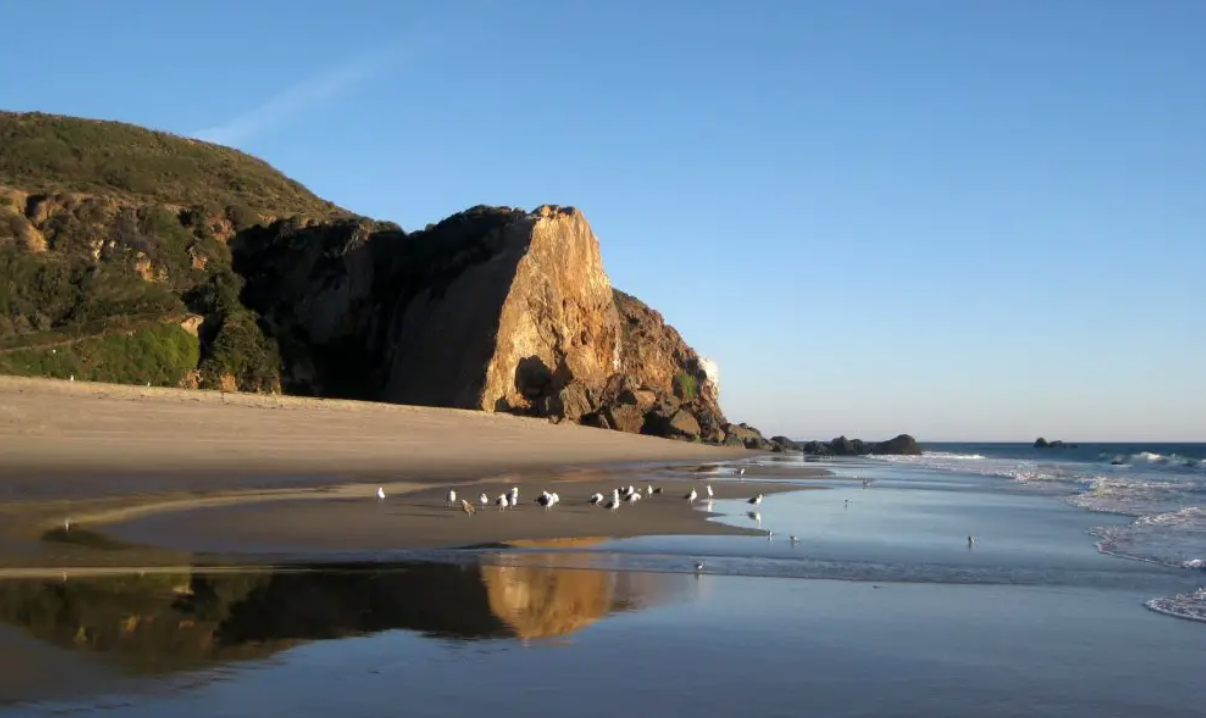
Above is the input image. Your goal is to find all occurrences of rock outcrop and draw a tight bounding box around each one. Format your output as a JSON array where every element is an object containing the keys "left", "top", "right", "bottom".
[
  {"left": 801, "top": 434, "right": 922, "bottom": 456},
  {"left": 0, "top": 112, "right": 781, "bottom": 446},
  {"left": 233, "top": 205, "right": 749, "bottom": 443},
  {"left": 1034, "top": 437, "right": 1077, "bottom": 449}
]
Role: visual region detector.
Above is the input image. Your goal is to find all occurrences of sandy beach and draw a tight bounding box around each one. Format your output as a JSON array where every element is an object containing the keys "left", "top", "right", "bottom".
[{"left": 0, "top": 376, "right": 826, "bottom": 572}]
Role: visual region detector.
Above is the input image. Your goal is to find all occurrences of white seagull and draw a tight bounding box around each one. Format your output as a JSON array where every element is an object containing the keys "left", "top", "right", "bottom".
[
  {"left": 747, "top": 493, "right": 764, "bottom": 506},
  {"left": 376, "top": 487, "right": 386, "bottom": 501},
  {"left": 495, "top": 494, "right": 509, "bottom": 510},
  {"left": 536, "top": 493, "right": 555, "bottom": 511},
  {"left": 606, "top": 497, "right": 621, "bottom": 511},
  {"left": 737, "top": 467, "right": 746, "bottom": 479},
  {"left": 625, "top": 491, "right": 641, "bottom": 504},
  {"left": 694, "top": 561, "right": 704, "bottom": 573},
  {"left": 646, "top": 484, "right": 655, "bottom": 497},
  {"left": 480, "top": 492, "right": 490, "bottom": 506},
  {"left": 685, "top": 488, "right": 698, "bottom": 502},
  {"left": 589, "top": 493, "right": 605, "bottom": 506},
  {"left": 446, "top": 489, "right": 458, "bottom": 505},
  {"left": 706, "top": 484, "right": 714, "bottom": 498}
]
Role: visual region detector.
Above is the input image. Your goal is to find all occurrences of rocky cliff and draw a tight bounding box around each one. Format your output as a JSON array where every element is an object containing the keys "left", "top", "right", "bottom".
[
  {"left": 234, "top": 204, "right": 745, "bottom": 443},
  {"left": 0, "top": 112, "right": 775, "bottom": 446}
]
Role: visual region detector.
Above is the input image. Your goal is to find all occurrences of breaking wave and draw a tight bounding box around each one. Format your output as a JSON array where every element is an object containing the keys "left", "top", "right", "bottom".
[{"left": 874, "top": 443, "right": 1206, "bottom": 624}]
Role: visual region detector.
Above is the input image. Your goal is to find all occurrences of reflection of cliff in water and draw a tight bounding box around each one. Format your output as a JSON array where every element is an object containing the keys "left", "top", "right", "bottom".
[
  {"left": 0, "top": 558, "right": 678, "bottom": 675},
  {"left": 481, "top": 552, "right": 677, "bottom": 639}
]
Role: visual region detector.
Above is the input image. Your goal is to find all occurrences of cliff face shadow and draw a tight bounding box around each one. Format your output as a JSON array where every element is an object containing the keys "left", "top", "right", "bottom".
[
  {"left": 502, "top": 355, "right": 577, "bottom": 414},
  {"left": 0, "top": 557, "right": 670, "bottom": 679}
]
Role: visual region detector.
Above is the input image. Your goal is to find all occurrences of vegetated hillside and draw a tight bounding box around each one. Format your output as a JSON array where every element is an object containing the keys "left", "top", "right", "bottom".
[
  {"left": 0, "top": 111, "right": 363, "bottom": 389},
  {"left": 0, "top": 111, "right": 344, "bottom": 217}
]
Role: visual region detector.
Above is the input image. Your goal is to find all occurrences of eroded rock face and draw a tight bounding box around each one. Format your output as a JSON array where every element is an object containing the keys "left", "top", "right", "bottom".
[
  {"left": 383, "top": 205, "right": 622, "bottom": 412},
  {"left": 231, "top": 203, "right": 772, "bottom": 445}
]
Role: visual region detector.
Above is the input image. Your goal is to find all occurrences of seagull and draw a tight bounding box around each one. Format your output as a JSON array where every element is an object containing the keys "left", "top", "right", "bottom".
[
  {"left": 536, "top": 493, "right": 555, "bottom": 511},
  {"left": 767, "top": 531, "right": 775, "bottom": 541},
  {"left": 507, "top": 490, "right": 519, "bottom": 508},
  {"left": 625, "top": 492, "right": 641, "bottom": 504},
  {"left": 737, "top": 466, "right": 746, "bottom": 479},
  {"left": 496, "top": 494, "right": 509, "bottom": 510},
  {"left": 652, "top": 487, "right": 663, "bottom": 495},
  {"left": 461, "top": 499, "right": 476, "bottom": 516},
  {"left": 550, "top": 492, "right": 560, "bottom": 506},
  {"left": 589, "top": 493, "right": 605, "bottom": 506},
  {"left": 480, "top": 492, "right": 489, "bottom": 506},
  {"left": 605, "top": 497, "right": 621, "bottom": 511},
  {"left": 790, "top": 535, "right": 799, "bottom": 545},
  {"left": 685, "top": 488, "right": 698, "bottom": 502},
  {"left": 747, "top": 493, "right": 764, "bottom": 506},
  {"left": 968, "top": 535, "right": 976, "bottom": 548},
  {"left": 646, "top": 484, "right": 654, "bottom": 497},
  {"left": 376, "top": 487, "right": 386, "bottom": 501},
  {"left": 694, "top": 561, "right": 704, "bottom": 573},
  {"left": 844, "top": 499, "right": 850, "bottom": 509},
  {"left": 706, "top": 484, "right": 714, "bottom": 498},
  {"left": 447, "top": 489, "right": 458, "bottom": 505},
  {"left": 63, "top": 518, "right": 71, "bottom": 532}
]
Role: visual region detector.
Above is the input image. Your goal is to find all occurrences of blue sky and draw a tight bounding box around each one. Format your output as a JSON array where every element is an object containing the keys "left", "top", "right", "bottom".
[{"left": 2, "top": 0, "right": 1203, "bottom": 441}]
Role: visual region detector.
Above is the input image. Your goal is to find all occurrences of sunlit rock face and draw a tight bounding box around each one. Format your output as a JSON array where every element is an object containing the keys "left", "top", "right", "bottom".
[{"left": 478, "top": 549, "right": 684, "bottom": 640}]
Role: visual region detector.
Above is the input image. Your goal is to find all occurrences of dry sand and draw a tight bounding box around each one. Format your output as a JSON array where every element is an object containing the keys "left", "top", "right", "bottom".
[
  {"left": 0, "top": 376, "right": 752, "bottom": 489},
  {"left": 0, "top": 376, "right": 830, "bottom": 572}
]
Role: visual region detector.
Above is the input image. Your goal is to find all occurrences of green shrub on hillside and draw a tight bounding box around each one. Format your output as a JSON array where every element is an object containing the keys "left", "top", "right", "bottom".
[
  {"left": 0, "top": 323, "right": 199, "bottom": 386},
  {"left": 198, "top": 310, "right": 280, "bottom": 392},
  {"left": 673, "top": 371, "right": 699, "bottom": 400},
  {"left": 0, "top": 250, "right": 184, "bottom": 335}
]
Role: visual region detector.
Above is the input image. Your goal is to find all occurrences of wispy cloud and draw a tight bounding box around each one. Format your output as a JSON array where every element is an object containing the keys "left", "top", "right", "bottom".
[{"left": 193, "top": 49, "right": 398, "bottom": 146}]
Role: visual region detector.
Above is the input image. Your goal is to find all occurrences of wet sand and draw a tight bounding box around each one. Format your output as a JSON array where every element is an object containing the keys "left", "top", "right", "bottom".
[
  {"left": 105, "top": 478, "right": 813, "bottom": 558},
  {"left": 0, "top": 376, "right": 826, "bottom": 572}
]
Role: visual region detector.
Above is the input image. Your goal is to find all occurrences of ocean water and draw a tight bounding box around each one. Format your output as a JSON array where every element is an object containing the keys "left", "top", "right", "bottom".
[
  {"left": 1, "top": 448, "right": 1205, "bottom": 715},
  {"left": 872, "top": 442, "right": 1206, "bottom": 622}
]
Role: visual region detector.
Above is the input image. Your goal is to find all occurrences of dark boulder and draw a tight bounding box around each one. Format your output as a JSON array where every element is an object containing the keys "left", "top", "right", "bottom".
[
  {"left": 868, "top": 434, "right": 921, "bottom": 455},
  {"left": 724, "top": 422, "right": 774, "bottom": 451},
  {"left": 799, "top": 433, "right": 921, "bottom": 456},
  {"left": 829, "top": 436, "right": 855, "bottom": 456},
  {"left": 642, "top": 405, "right": 702, "bottom": 441},
  {"left": 771, "top": 436, "right": 799, "bottom": 451},
  {"left": 801, "top": 440, "right": 832, "bottom": 455}
]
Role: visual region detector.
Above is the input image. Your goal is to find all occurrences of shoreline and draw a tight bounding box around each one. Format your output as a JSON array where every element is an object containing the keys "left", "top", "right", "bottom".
[{"left": 0, "top": 375, "right": 831, "bottom": 572}]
